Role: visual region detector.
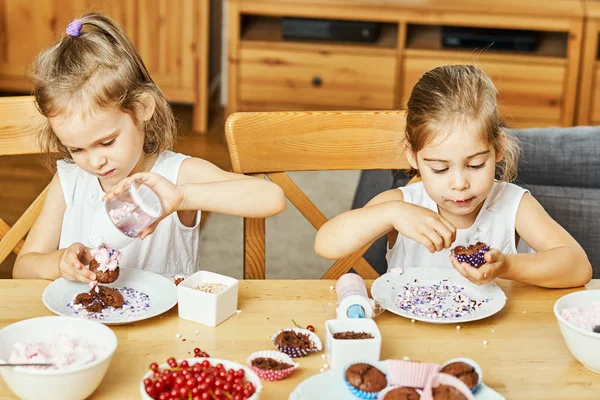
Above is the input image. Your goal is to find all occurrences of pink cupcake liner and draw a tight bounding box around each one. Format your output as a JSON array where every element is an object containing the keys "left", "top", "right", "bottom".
[
  {"left": 386, "top": 359, "right": 441, "bottom": 389},
  {"left": 377, "top": 385, "right": 423, "bottom": 400},
  {"left": 246, "top": 350, "right": 299, "bottom": 381},
  {"left": 271, "top": 327, "right": 322, "bottom": 358},
  {"left": 421, "top": 372, "right": 475, "bottom": 400}
]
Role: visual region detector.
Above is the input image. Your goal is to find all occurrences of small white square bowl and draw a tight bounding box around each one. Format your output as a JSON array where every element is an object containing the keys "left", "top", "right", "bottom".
[
  {"left": 177, "top": 271, "right": 239, "bottom": 327},
  {"left": 325, "top": 318, "right": 382, "bottom": 370}
]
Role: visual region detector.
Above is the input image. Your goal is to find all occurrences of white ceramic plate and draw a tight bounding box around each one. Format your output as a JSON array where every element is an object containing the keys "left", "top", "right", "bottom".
[
  {"left": 289, "top": 360, "right": 504, "bottom": 400},
  {"left": 370, "top": 268, "right": 507, "bottom": 324},
  {"left": 42, "top": 267, "right": 177, "bottom": 325}
]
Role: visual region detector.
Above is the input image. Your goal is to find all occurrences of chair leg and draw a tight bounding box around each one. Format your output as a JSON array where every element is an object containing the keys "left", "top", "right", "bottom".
[{"left": 243, "top": 217, "right": 266, "bottom": 279}]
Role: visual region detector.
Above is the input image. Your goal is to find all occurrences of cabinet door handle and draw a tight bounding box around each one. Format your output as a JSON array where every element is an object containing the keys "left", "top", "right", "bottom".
[{"left": 311, "top": 76, "right": 322, "bottom": 87}]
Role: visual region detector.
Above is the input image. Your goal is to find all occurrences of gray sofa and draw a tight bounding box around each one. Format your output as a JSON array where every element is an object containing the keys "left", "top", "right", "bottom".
[{"left": 352, "top": 126, "right": 600, "bottom": 277}]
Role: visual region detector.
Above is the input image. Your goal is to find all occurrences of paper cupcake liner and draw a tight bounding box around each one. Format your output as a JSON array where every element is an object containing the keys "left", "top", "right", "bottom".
[
  {"left": 441, "top": 357, "right": 483, "bottom": 393},
  {"left": 386, "top": 359, "right": 441, "bottom": 389},
  {"left": 452, "top": 245, "right": 490, "bottom": 268},
  {"left": 271, "top": 327, "right": 322, "bottom": 358},
  {"left": 421, "top": 372, "right": 475, "bottom": 400},
  {"left": 377, "top": 385, "right": 423, "bottom": 400},
  {"left": 343, "top": 360, "right": 387, "bottom": 400},
  {"left": 246, "top": 350, "right": 298, "bottom": 381}
]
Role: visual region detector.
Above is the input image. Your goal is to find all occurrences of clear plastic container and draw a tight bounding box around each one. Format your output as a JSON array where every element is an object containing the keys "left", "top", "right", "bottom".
[{"left": 89, "top": 181, "right": 163, "bottom": 249}]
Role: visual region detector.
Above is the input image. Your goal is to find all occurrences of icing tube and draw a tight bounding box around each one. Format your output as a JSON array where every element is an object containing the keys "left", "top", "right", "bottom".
[{"left": 335, "top": 273, "right": 373, "bottom": 319}]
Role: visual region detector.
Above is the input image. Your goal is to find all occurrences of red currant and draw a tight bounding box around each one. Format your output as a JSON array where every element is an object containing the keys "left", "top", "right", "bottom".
[
  {"left": 306, "top": 324, "right": 315, "bottom": 332},
  {"left": 149, "top": 362, "right": 159, "bottom": 371}
]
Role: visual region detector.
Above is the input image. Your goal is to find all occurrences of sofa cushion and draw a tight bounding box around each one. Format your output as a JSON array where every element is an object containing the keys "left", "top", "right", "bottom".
[
  {"left": 520, "top": 183, "right": 600, "bottom": 277},
  {"left": 511, "top": 126, "right": 600, "bottom": 189}
]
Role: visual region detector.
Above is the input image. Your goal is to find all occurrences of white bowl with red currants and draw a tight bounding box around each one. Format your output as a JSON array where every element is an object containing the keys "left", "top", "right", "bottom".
[{"left": 140, "top": 355, "right": 263, "bottom": 400}]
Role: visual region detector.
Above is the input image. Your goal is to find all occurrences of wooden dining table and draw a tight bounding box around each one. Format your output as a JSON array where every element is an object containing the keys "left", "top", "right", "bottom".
[{"left": 1, "top": 278, "right": 600, "bottom": 399}]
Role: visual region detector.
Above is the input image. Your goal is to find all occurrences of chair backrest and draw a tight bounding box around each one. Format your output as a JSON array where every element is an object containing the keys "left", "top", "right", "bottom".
[
  {"left": 225, "top": 110, "right": 409, "bottom": 279},
  {"left": 0, "top": 96, "right": 49, "bottom": 264}
]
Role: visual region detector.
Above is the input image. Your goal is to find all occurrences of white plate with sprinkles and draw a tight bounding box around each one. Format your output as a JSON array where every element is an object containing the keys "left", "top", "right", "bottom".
[
  {"left": 42, "top": 267, "right": 177, "bottom": 325},
  {"left": 371, "top": 268, "right": 507, "bottom": 324}
]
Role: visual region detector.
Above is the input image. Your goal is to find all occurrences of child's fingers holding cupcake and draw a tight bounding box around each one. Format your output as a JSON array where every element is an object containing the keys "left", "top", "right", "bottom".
[
  {"left": 450, "top": 255, "right": 481, "bottom": 284},
  {"left": 451, "top": 249, "right": 506, "bottom": 285}
]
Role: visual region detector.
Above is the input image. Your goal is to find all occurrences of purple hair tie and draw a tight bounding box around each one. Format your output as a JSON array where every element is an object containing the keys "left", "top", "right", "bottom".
[{"left": 66, "top": 19, "right": 82, "bottom": 37}]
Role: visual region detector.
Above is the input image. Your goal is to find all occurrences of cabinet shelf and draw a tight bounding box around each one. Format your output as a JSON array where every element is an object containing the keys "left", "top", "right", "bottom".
[
  {"left": 405, "top": 25, "right": 568, "bottom": 65},
  {"left": 241, "top": 16, "right": 398, "bottom": 55}
]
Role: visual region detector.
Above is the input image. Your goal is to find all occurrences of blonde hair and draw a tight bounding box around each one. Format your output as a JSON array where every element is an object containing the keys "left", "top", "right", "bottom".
[
  {"left": 404, "top": 65, "right": 520, "bottom": 183},
  {"left": 28, "top": 12, "right": 177, "bottom": 170}
]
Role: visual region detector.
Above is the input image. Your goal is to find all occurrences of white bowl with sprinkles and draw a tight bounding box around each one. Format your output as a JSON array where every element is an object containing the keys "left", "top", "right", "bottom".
[
  {"left": 42, "top": 267, "right": 177, "bottom": 325},
  {"left": 178, "top": 270, "right": 239, "bottom": 327},
  {"left": 371, "top": 268, "right": 506, "bottom": 324}
]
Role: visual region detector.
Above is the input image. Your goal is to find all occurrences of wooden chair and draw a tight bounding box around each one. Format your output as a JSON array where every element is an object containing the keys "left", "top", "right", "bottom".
[
  {"left": 225, "top": 110, "right": 409, "bottom": 280},
  {"left": 0, "top": 96, "right": 48, "bottom": 265}
]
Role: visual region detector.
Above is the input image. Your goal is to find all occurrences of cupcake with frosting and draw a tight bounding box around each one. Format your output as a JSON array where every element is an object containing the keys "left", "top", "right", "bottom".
[
  {"left": 88, "top": 244, "right": 121, "bottom": 284},
  {"left": 451, "top": 242, "right": 489, "bottom": 268}
]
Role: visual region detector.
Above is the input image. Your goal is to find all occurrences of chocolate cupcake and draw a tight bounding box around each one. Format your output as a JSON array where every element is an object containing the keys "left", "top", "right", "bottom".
[
  {"left": 271, "top": 328, "right": 322, "bottom": 358},
  {"left": 380, "top": 386, "right": 421, "bottom": 400},
  {"left": 344, "top": 362, "right": 387, "bottom": 399},
  {"left": 247, "top": 350, "right": 298, "bottom": 381},
  {"left": 441, "top": 358, "right": 482, "bottom": 393},
  {"left": 88, "top": 244, "right": 122, "bottom": 283},
  {"left": 432, "top": 384, "right": 468, "bottom": 400},
  {"left": 451, "top": 242, "right": 489, "bottom": 268},
  {"left": 88, "top": 259, "right": 120, "bottom": 284},
  {"left": 74, "top": 285, "right": 124, "bottom": 313},
  {"left": 333, "top": 331, "right": 374, "bottom": 340}
]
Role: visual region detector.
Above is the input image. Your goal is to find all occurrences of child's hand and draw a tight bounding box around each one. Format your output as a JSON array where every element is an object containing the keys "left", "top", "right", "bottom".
[
  {"left": 58, "top": 243, "right": 96, "bottom": 283},
  {"left": 393, "top": 203, "right": 456, "bottom": 253},
  {"left": 450, "top": 249, "right": 507, "bottom": 285},
  {"left": 103, "top": 172, "right": 184, "bottom": 239}
]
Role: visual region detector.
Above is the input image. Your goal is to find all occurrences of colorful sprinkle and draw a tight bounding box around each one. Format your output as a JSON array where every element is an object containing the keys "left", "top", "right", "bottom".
[
  {"left": 66, "top": 287, "right": 150, "bottom": 321},
  {"left": 192, "top": 282, "right": 227, "bottom": 294},
  {"left": 395, "top": 279, "right": 490, "bottom": 320}
]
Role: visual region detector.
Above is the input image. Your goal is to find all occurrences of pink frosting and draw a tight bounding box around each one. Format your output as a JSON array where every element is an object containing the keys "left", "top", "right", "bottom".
[
  {"left": 90, "top": 244, "right": 122, "bottom": 272},
  {"left": 7, "top": 335, "right": 107, "bottom": 369},
  {"left": 560, "top": 301, "right": 600, "bottom": 332}
]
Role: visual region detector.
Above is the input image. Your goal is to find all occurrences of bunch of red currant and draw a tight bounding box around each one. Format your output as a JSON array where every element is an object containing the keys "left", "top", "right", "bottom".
[{"left": 144, "top": 358, "right": 257, "bottom": 400}]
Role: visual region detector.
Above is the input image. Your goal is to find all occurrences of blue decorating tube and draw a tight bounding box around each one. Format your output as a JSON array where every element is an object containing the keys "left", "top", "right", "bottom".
[
  {"left": 335, "top": 273, "right": 373, "bottom": 319},
  {"left": 347, "top": 304, "right": 366, "bottom": 319}
]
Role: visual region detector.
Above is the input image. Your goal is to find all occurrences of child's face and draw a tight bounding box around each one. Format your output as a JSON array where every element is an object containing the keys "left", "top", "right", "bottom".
[
  {"left": 50, "top": 106, "right": 146, "bottom": 189},
  {"left": 409, "top": 124, "right": 501, "bottom": 221}
]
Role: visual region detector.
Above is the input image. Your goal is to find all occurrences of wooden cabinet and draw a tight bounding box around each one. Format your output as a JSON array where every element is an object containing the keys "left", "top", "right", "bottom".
[
  {"left": 239, "top": 47, "right": 396, "bottom": 111},
  {"left": 226, "top": 0, "right": 585, "bottom": 128},
  {"left": 0, "top": 0, "right": 209, "bottom": 133}
]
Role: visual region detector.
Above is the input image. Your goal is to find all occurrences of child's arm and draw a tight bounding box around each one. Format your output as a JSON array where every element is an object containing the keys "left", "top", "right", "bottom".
[
  {"left": 453, "top": 193, "right": 592, "bottom": 288},
  {"left": 175, "top": 157, "right": 286, "bottom": 217},
  {"left": 104, "top": 157, "right": 286, "bottom": 238},
  {"left": 504, "top": 193, "right": 592, "bottom": 287},
  {"left": 314, "top": 189, "right": 456, "bottom": 260},
  {"left": 13, "top": 175, "right": 96, "bottom": 282}
]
